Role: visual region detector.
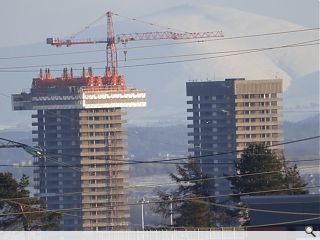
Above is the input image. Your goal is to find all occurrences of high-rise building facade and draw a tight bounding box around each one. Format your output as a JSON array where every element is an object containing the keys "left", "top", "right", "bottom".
[
  {"left": 12, "top": 68, "right": 146, "bottom": 230},
  {"left": 186, "top": 78, "right": 283, "bottom": 194}
]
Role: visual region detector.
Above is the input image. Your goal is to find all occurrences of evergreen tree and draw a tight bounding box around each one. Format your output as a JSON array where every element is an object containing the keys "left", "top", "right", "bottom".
[
  {"left": 0, "top": 172, "right": 61, "bottom": 230},
  {"left": 227, "top": 144, "right": 308, "bottom": 226},
  {"left": 153, "top": 158, "right": 216, "bottom": 228},
  {"left": 228, "top": 143, "right": 308, "bottom": 197}
]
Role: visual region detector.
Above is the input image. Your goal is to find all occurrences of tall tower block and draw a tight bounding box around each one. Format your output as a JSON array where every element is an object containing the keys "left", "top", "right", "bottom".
[
  {"left": 12, "top": 68, "right": 146, "bottom": 230},
  {"left": 186, "top": 78, "right": 283, "bottom": 195}
]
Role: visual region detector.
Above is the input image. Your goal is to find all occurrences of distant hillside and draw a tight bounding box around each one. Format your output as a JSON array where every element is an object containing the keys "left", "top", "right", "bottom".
[
  {"left": 283, "top": 114, "right": 319, "bottom": 159},
  {"left": 127, "top": 125, "right": 187, "bottom": 159},
  {"left": 0, "top": 114, "right": 318, "bottom": 179}
]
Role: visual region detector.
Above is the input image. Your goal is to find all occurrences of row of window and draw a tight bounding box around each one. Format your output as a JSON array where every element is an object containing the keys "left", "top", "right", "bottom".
[
  {"left": 240, "top": 101, "right": 278, "bottom": 107},
  {"left": 86, "top": 109, "right": 120, "bottom": 113},
  {"left": 84, "top": 124, "right": 122, "bottom": 129},
  {"left": 237, "top": 117, "right": 278, "bottom": 123},
  {"left": 237, "top": 141, "right": 279, "bottom": 147},
  {"left": 237, "top": 93, "right": 277, "bottom": 99},
  {"left": 80, "top": 132, "right": 120, "bottom": 137},
  {"left": 237, "top": 125, "right": 279, "bottom": 130},
  {"left": 83, "top": 116, "right": 121, "bottom": 121},
  {"left": 238, "top": 133, "right": 280, "bottom": 139},
  {"left": 237, "top": 109, "right": 278, "bottom": 114}
]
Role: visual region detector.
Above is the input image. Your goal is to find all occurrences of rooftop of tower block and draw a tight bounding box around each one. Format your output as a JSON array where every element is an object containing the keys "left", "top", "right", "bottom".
[{"left": 11, "top": 68, "right": 147, "bottom": 111}]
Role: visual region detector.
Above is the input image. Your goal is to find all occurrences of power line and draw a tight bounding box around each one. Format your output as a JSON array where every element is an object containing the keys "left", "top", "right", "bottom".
[
  {"left": 0, "top": 185, "right": 317, "bottom": 217},
  {"left": 0, "top": 41, "right": 317, "bottom": 73},
  {"left": 1, "top": 159, "right": 319, "bottom": 168},
  {"left": 192, "top": 199, "right": 320, "bottom": 216},
  {"left": 131, "top": 136, "right": 320, "bottom": 164},
  {"left": 0, "top": 39, "right": 318, "bottom": 70},
  {"left": 117, "top": 42, "right": 318, "bottom": 70},
  {"left": 144, "top": 215, "right": 320, "bottom": 230},
  {"left": 0, "top": 28, "right": 318, "bottom": 60},
  {"left": 3, "top": 198, "right": 79, "bottom": 218},
  {"left": 1, "top": 165, "right": 318, "bottom": 201},
  {"left": 245, "top": 216, "right": 320, "bottom": 229},
  {"left": 0, "top": 136, "right": 319, "bottom": 168}
]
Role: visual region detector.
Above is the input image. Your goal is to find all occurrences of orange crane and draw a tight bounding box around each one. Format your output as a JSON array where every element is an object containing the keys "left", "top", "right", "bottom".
[{"left": 47, "top": 11, "right": 223, "bottom": 90}]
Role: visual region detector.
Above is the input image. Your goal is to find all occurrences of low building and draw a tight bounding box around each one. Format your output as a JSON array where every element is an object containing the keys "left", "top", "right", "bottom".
[{"left": 241, "top": 194, "right": 320, "bottom": 231}]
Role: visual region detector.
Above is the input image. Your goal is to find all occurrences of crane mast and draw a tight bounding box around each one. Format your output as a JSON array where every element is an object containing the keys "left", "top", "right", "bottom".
[
  {"left": 105, "top": 11, "right": 126, "bottom": 90},
  {"left": 106, "top": 11, "right": 118, "bottom": 77}
]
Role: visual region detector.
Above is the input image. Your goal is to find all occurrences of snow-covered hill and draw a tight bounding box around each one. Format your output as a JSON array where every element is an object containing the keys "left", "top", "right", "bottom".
[{"left": 0, "top": 3, "right": 318, "bottom": 126}]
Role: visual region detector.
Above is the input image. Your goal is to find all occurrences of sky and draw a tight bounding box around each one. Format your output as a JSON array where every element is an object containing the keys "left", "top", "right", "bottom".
[
  {"left": 0, "top": 0, "right": 318, "bottom": 47},
  {"left": 0, "top": 0, "right": 319, "bottom": 128}
]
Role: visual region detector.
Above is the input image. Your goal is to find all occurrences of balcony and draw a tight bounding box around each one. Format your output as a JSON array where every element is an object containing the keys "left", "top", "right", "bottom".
[
  {"left": 82, "top": 221, "right": 129, "bottom": 228},
  {"left": 79, "top": 119, "right": 127, "bottom": 125},
  {"left": 79, "top": 127, "right": 127, "bottom": 133},
  {"left": 235, "top": 98, "right": 283, "bottom": 103},
  {"left": 81, "top": 189, "right": 126, "bottom": 195},
  {"left": 236, "top": 121, "right": 283, "bottom": 127},
  {"left": 235, "top": 106, "right": 283, "bottom": 111},
  {"left": 236, "top": 137, "right": 284, "bottom": 143},
  {"left": 80, "top": 134, "right": 128, "bottom": 141},
  {"left": 79, "top": 112, "right": 127, "bottom": 117},
  {"left": 82, "top": 213, "right": 130, "bottom": 220},
  {"left": 235, "top": 113, "right": 283, "bottom": 119},
  {"left": 80, "top": 142, "right": 128, "bottom": 149},
  {"left": 81, "top": 199, "right": 130, "bottom": 207},
  {"left": 236, "top": 129, "right": 283, "bottom": 135},
  {"left": 80, "top": 150, "right": 128, "bottom": 157}
]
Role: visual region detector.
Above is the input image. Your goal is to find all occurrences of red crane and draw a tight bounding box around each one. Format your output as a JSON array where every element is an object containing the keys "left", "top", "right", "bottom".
[{"left": 47, "top": 11, "right": 223, "bottom": 90}]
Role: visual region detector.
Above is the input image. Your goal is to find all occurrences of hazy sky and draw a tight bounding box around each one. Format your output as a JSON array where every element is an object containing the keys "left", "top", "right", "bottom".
[
  {"left": 0, "top": 0, "right": 318, "bottom": 47},
  {"left": 0, "top": 0, "right": 318, "bottom": 127}
]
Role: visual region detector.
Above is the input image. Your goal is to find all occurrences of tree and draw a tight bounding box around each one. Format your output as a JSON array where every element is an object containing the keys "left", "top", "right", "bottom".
[
  {"left": 153, "top": 158, "right": 216, "bottom": 228},
  {"left": 0, "top": 172, "right": 61, "bottom": 230},
  {"left": 228, "top": 143, "right": 308, "bottom": 198},
  {"left": 284, "top": 164, "right": 308, "bottom": 194},
  {"left": 227, "top": 144, "right": 308, "bottom": 226}
]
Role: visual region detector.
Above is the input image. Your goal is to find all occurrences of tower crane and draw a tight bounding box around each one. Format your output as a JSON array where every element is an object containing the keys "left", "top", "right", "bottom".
[{"left": 47, "top": 11, "right": 223, "bottom": 90}]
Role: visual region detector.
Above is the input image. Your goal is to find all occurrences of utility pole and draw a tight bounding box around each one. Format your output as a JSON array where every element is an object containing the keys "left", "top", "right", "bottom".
[
  {"left": 140, "top": 197, "right": 149, "bottom": 231},
  {"left": 169, "top": 196, "right": 173, "bottom": 226}
]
